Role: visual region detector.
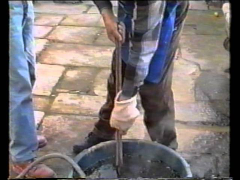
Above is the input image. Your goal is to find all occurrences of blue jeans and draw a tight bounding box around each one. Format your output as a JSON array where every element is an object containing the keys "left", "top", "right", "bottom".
[{"left": 9, "top": 1, "right": 38, "bottom": 163}]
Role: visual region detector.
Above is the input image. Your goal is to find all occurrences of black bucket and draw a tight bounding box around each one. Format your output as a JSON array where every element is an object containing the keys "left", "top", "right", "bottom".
[{"left": 69, "top": 139, "right": 192, "bottom": 178}]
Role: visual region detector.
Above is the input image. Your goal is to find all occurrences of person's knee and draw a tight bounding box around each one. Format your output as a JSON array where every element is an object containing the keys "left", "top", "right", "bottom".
[{"left": 10, "top": 68, "right": 32, "bottom": 88}]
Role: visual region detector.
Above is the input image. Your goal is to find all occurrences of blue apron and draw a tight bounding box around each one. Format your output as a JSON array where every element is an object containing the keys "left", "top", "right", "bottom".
[{"left": 118, "top": 2, "right": 179, "bottom": 84}]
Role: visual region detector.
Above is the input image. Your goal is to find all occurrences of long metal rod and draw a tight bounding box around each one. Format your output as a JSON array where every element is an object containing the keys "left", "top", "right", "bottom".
[{"left": 115, "top": 23, "right": 123, "bottom": 175}]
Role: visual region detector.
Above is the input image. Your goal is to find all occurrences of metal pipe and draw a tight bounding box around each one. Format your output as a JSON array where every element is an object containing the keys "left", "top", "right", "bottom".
[
  {"left": 115, "top": 22, "right": 125, "bottom": 175},
  {"left": 16, "top": 153, "right": 86, "bottom": 178}
]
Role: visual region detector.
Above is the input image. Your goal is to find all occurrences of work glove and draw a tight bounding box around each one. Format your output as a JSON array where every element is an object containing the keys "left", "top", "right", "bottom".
[{"left": 110, "top": 91, "right": 140, "bottom": 134}]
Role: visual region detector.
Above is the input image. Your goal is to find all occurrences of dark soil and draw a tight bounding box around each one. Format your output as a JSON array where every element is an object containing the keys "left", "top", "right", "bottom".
[{"left": 84, "top": 155, "right": 180, "bottom": 178}]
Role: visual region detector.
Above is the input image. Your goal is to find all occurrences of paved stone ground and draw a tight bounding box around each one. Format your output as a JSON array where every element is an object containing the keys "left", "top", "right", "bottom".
[{"left": 10, "top": 1, "right": 230, "bottom": 179}]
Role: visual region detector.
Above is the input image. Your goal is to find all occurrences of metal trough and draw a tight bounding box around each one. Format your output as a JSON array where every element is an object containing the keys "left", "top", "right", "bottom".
[{"left": 69, "top": 139, "right": 192, "bottom": 178}]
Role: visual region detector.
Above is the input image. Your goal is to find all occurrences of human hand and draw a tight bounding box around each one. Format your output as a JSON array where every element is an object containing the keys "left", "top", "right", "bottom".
[{"left": 102, "top": 10, "right": 125, "bottom": 44}]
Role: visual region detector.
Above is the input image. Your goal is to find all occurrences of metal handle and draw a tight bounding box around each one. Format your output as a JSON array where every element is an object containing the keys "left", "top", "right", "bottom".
[{"left": 115, "top": 21, "right": 125, "bottom": 175}]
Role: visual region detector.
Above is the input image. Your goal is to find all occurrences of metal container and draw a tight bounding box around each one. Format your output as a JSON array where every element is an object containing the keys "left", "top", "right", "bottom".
[{"left": 68, "top": 139, "right": 192, "bottom": 178}]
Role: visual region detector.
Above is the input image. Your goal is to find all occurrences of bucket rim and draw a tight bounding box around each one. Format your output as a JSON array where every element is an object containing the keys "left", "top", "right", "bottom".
[{"left": 69, "top": 139, "right": 192, "bottom": 178}]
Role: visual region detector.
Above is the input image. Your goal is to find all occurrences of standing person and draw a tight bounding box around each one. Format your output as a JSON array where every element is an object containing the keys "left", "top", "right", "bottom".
[
  {"left": 9, "top": 1, "right": 56, "bottom": 178},
  {"left": 73, "top": 0, "right": 189, "bottom": 154}
]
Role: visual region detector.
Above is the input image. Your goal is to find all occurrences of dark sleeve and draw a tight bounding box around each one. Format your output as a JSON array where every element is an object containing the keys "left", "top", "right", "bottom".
[{"left": 93, "top": 0, "right": 113, "bottom": 13}]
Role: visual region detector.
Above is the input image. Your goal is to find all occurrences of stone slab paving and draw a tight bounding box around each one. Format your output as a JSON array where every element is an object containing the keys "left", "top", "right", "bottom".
[
  {"left": 50, "top": 93, "right": 106, "bottom": 116},
  {"left": 37, "top": 115, "right": 98, "bottom": 178},
  {"left": 177, "top": 126, "right": 229, "bottom": 178},
  {"left": 35, "top": 39, "right": 49, "bottom": 56},
  {"left": 172, "top": 59, "right": 200, "bottom": 103},
  {"left": 185, "top": 10, "right": 225, "bottom": 35},
  {"left": 60, "top": 14, "right": 104, "bottom": 27},
  {"left": 181, "top": 153, "right": 218, "bottom": 178},
  {"left": 93, "top": 69, "right": 111, "bottom": 97},
  {"left": 34, "top": 14, "right": 65, "bottom": 26},
  {"left": 86, "top": 6, "right": 99, "bottom": 14},
  {"left": 173, "top": 58, "right": 200, "bottom": 77},
  {"left": 175, "top": 101, "right": 220, "bottom": 124},
  {"left": 195, "top": 72, "right": 229, "bottom": 101},
  {"left": 33, "top": 64, "right": 65, "bottom": 96},
  {"left": 40, "top": 115, "right": 98, "bottom": 155},
  {"left": 47, "top": 26, "right": 102, "bottom": 44},
  {"left": 176, "top": 123, "right": 229, "bottom": 178},
  {"left": 56, "top": 67, "right": 99, "bottom": 94},
  {"left": 216, "top": 154, "right": 230, "bottom": 177},
  {"left": 86, "top": 5, "right": 118, "bottom": 16},
  {"left": 176, "top": 124, "right": 229, "bottom": 155},
  {"left": 34, "top": 25, "right": 53, "bottom": 38},
  {"left": 189, "top": 1, "right": 209, "bottom": 10},
  {"left": 180, "top": 34, "right": 229, "bottom": 72},
  {"left": 182, "top": 24, "right": 197, "bottom": 35},
  {"left": 33, "top": 95, "right": 52, "bottom": 112},
  {"left": 34, "top": 2, "right": 88, "bottom": 15},
  {"left": 210, "top": 100, "right": 230, "bottom": 118},
  {"left": 194, "top": 71, "right": 230, "bottom": 126},
  {"left": 81, "top": 1, "right": 95, "bottom": 6},
  {"left": 172, "top": 75, "right": 195, "bottom": 103},
  {"left": 34, "top": 111, "right": 45, "bottom": 126},
  {"left": 39, "top": 43, "right": 114, "bottom": 68},
  {"left": 93, "top": 29, "right": 115, "bottom": 46}
]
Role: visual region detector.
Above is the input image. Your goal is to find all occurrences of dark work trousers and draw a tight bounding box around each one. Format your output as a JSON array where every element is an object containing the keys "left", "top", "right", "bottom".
[{"left": 93, "top": 1, "right": 189, "bottom": 150}]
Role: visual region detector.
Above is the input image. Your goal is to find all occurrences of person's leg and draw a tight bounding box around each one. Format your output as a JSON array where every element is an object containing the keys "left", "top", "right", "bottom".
[
  {"left": 73, "top": 50, "right": 127, "bottom": 154},
  {"left": 22, "top": 1, "right": 36, "bottom": 88},
  {"left": 93, "top": 50, "right": 126, "bottom": 138},
  {"left": 9, "top": 1, "right": 55, "bottom": 177},
  {"left": 139, "top": 1, "right": 189, "bottom": 150},
  {"left": 22, "top": 1, "right": 48, "bottom": 149},
  {"left": 9, "top": 1, "right": 38, "bottom": 164},
  {"left": 140, "top": 63, "right": 178, "bottom": 149}
]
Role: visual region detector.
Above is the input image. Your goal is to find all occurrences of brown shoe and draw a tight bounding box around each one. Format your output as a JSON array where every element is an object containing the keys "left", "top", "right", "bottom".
[
  {"left": 12, "top": 161, "right": 56, "bottom": 178},
  {"left": 37, "top": 135, "right": 47, "bottom": 149}
]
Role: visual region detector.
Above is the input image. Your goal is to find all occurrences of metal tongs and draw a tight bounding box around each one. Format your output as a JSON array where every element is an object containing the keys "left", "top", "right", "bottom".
[{"left": 115, "top": 21, "right": 125, "bottom": 176}]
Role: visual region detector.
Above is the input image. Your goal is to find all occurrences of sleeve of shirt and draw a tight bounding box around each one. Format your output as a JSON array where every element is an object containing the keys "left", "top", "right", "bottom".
[
  {"left": 121, "top": 1, "right": 166, "bottom": 98},
  {"left": 93, "top": 0, "right": 113, "bottom": 14}
]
